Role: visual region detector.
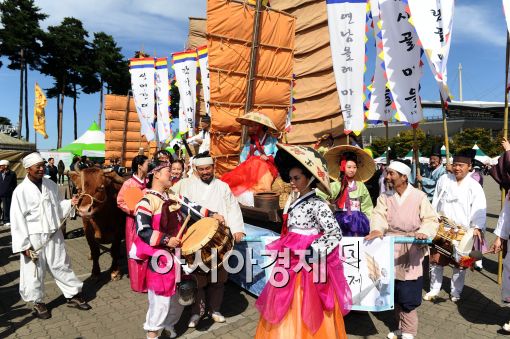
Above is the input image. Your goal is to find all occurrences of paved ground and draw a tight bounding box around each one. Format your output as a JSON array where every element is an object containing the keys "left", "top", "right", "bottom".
[{"left": 1, "top": 177, "right": 510, "bottom": 338}]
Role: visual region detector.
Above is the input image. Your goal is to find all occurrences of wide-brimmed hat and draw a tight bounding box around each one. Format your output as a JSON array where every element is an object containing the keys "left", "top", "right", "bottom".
[
  {"left": 236, "top": 111, "right": 277, "bottom": 131},
  {"left": 324, "top": 145, "right": 376, "bottom": 182},
  {"left": 276, "top": 143, "right": 331, "bottom": 195}
]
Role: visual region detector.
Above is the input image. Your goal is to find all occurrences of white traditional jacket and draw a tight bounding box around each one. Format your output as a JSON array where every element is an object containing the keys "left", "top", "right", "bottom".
[{"left": 10, "top": 177, "right": 72, "bottom": 253}]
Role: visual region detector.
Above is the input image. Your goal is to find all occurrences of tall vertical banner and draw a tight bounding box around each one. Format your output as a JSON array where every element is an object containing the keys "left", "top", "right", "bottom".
[
  {"left": 407, "top": 0, "right": 454, "bottom": 102},
  {"left": 129, "top": 58, "right": 156, "bottom": 142},
  {"left": 379, "top": 0, "right": 422, "bottom": 125},
  {"left": 367, "top": 0, "right": 395, "bottom": 123},
  {"left": 155, "top": 58, "right": 172, "bottom": 141},
  {"left": 503, "top": 0, "right": 510, "bottom": 92},
  {"left": 197, "top": 46, "right": 211, "bottom": 117},
  {"left": 34, "top": 83, "right": 48, "bottom": 139},
  {"left": 173, "top": 51, "right": 198, "bottom": 136},
  {"left": 327, "top": 0, "right": 368, "bottom": 135}
]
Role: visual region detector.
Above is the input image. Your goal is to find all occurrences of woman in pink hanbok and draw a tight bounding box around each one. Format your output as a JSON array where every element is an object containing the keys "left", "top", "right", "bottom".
[{"left": 117, "top": 155, "right": 149, "bottom": 292}]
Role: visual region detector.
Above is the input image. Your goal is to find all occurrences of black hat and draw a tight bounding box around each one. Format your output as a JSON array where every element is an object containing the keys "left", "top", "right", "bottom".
[
  {"left": 453, "top": 148, "right": 476, "bottom": 164},
  {"left": 430, "top": 144, "right": 442, "bottom": 157}
]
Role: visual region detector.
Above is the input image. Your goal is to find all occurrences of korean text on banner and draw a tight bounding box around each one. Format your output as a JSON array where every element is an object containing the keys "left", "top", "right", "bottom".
[
  {"left": 367, "top": 0, "right": 395, "bottom": 123},
  {"left": 327, "top": 0, "right": 367, "bottom": 135},
  {"left": 341, "top": 236, "right": 395, "bottom": 312},
  {"left": 407, "top": 0, "right": 454, "bottom": 102},
  {"left": 155, "top": 58, "right": 172, "bottom": 141},
  {"left": 173, "top": 51, "right": 198, "bottom": 136},
  {"left": 379, "top": 0, "right": 423, "bottom": 126},
  {"left": 129, "top": 58, "right": 156, "bottom": 142},
  {"left": 34, "top": 83, "right": 48, "bottom": 139},
  {"left": 197, "top": 46, "right": 211, "bottom": 117}
]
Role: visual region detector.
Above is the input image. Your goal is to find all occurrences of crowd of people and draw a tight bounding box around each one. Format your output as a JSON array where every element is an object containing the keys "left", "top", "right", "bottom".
[{"left": 4, "top": 112, "right": 510, "bottom": 339}]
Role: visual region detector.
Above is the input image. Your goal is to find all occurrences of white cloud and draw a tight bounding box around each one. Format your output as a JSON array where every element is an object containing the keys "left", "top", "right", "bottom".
[
  {"left": 454, "top": 3, "right": 506, "bottom": 47},
  {"left": 34, "top": 0, "right": 207, "bottom": 55}
]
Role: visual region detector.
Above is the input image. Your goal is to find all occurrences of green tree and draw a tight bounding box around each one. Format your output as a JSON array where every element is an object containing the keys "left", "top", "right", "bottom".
[
  {"left": 0, "top": 116, "right": 12, "bottom": 125},
  {"left": 0, "top": 0, "right": 47, "bottom": 141},
  {"left": 170, "top": 79, "right": 180, "bottom": 119},
  {"left": 40, "top": 17, "right": 90, "bottom": 147},
  {"left": 90, "top": 32, "right": 128, "bottom": 127}
]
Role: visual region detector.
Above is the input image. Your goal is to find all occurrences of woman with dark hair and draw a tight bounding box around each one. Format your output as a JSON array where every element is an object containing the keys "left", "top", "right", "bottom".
[
  {"left": 117, "top": 155, "right": 149, "bottom": 292},
  {"left": 255, "top": 144, "right": 351, "bottom": 339},
  {"left": 321, "top": 145, "right": 375, "bottom": 237}
]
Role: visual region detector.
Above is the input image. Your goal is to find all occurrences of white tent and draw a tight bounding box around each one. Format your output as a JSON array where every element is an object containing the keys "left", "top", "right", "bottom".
[{"left": 472, "top": 144, "right": 491, "bottom": 164}]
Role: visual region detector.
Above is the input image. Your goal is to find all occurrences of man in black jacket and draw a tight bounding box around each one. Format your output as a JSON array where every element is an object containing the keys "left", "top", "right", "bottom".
[
  {"left": 0, "top": 160, "right": 17, "bottom": 226},
  {"left": 46, "top": 158, "right": 58, "bottom": 183}
]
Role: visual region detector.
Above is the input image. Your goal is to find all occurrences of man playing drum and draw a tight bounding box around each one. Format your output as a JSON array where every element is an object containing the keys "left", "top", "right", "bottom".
[
  {"left": 424, "top": 149, "right": 487, "bottom": 303},
  {"left": 366, "top": 161, "right": 439, "bottom": 339},
  {"left": 171, "top": 152, "right": 245, "bottom": 327}
]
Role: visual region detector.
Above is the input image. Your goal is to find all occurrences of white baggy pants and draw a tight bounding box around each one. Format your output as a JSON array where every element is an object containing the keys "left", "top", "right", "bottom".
[
  {"left": 143, "top": 290, "right": 184, "bottom": 332},
  {"left": 19, "top": 231, "right": 83, "bottom": 303},
  {"left": 429, "top": 264, "right": 466, "bottom": 298}
]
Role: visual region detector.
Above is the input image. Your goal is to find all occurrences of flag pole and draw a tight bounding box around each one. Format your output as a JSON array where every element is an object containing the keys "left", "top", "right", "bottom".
[
  {"left": 413, "top": 127, "right": 421, "bottom": 189},
  {"left": 499, "top": 31, "right": 510, "bottom": 285},
  {"left": 440, "top": 93, "right": 450, "bottom": 167},
  {"left": 385, "top": 121, "right": 390, "bottom": 166}
]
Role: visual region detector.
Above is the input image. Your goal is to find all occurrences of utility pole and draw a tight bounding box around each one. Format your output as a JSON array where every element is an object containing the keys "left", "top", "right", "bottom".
[{"left": 458, "top": 63, "right": 463, "bottom": 102}]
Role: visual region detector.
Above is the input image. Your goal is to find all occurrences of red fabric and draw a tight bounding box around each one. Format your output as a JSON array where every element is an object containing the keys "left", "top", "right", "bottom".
[
  {"left": 281, "top": 214, "right": 289, "bottom": 237},
  {"left": 221, "top": 155, "right": 278, "bottom": 196},
  {"left": 336, "top": 158, "right": 349, "bottom": 209}
]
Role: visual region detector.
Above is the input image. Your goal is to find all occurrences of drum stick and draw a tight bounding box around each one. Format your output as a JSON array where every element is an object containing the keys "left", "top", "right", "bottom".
[{"left": 177, "top": 214, "right": 192, "bottom": 240}]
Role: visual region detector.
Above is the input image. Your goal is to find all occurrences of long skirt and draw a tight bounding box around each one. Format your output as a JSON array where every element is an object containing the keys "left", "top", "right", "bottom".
[{"left": 255, "top": 232, "right": 352, "bottom": 338}]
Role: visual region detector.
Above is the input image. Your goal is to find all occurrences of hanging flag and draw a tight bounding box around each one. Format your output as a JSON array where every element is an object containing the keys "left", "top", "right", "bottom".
[
  {"left": 327, "top": 0, "right": 368, "bottom": 135},
  {"left": 129, "top": 57, "right": 156, "bottom": 141},
  {"left": 172, "top": 50, "right": 198, "bottom": 136},
  {"left": 407, "top": 0, "right": 454, "bottom": 102},
  {"left": 379, "top": 0, "right": 423, "bottom": 126},
  {"left": 197, "top": 46, "right": 211, "bottom": 117},
  {"left": 367, "top": 0, "right": 395, "bottom": 123},
  {"left": 33, "top": 83, "right": 48, "bottom": 139},
  {"left": 155, "top": 58, "right": 172, "bottom": 141}
]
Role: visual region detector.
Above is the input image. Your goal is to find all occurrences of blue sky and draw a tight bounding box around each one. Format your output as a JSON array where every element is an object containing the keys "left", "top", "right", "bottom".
[{"left": 0, "top": 0, "right": 506, "bottom": 150}]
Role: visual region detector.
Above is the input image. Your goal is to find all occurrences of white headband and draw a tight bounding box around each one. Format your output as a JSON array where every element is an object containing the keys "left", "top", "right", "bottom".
[
  {"left": 0, "top": 160, "right": 9, "bottom": 166},
  {"left": 23, "top": 152, "right": 44, "bottom": 168},
  {"left": 388, "top": 161, "right": 411, "bottom": 177},
  {"left": 193, "top": 157, "right": 214, "bottom": 166}
]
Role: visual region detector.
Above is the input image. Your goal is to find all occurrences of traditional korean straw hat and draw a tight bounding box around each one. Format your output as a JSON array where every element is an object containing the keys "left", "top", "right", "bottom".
[
  {"left": 324, "top": 145, "right": 376, "bottom": 182},
  {"left": 275, "top": 143, "right": 331, "bottom": 195},
  {"left": 236, "top": 111, "right": 278, "bottom": 131}
]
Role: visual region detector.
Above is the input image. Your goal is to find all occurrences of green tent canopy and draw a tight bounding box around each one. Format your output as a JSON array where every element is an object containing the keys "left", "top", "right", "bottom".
[{"left": 57, "top": 121, "right": 105, "bottom": 157}]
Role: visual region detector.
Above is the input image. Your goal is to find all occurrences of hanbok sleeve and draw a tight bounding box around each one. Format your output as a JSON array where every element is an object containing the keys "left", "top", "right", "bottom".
[
  {"left": 470, "top": 183, "right": 487, "bottom": 231},
  {"left": 359, "top": 182, "right": 373, "bottom": 218},
  {"left": 57, "top": 183, "right": 73, "bottom": 219},
  {"left": 369, "top": 194, "right": 389, "bottom": 234},
  {"left": 310, "top": 200, "right": 342, "bottom": 255},
  {"left": 495, "top": 196, "right": 510, "bottom": 240},
  {"left": 10, "top": 190, "right": 31, "bottom": 253},
  {"left": 117, "top": 180, "right": 131, "bottom": 215},
  {"left": 417, "top": 196, "right": 440, "bottom": 237},
  {"left": 224, "top": 186, "right": 245, "bottom": 235},
  {"left": 240, "top": 140, "right": 250, "bottom": 163},
  {"left": 136, "top": 198, "right": 167, "bottom": 247}
]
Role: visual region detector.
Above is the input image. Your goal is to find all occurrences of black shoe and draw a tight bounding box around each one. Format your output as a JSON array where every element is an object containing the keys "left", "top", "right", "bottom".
[
  {"left": 67, "top": 293, "right": 92, "bottom": 310},
  {"left": 32, "top": 303, "right": 51, "bottom": 319}
]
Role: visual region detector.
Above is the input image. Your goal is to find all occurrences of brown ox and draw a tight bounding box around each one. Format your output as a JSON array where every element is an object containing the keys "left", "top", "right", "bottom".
[{"left": 69, "top": 167, "right": 126, "bottom": 281}]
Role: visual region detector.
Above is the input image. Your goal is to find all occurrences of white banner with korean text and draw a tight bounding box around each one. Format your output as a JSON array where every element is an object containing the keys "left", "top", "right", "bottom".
[
  {"left": 173, "top": 51, "right": 198, "bottom": 136},
  {"left": 379, "top": 0, "right": 423, "bottom": 126},
  {"left": 327, "top": 0, "right": 368, "bottom": 135},
  {"left": 197, "top": 46, "right": 211, "bottom": 117},
  {"left": 129, "top": 58, "right": 156, "bottom": 142},
  {"left": 407, "top": 0, "right": 454, "bottom": 102},
  {"left": 367, "top": 0, "right": 395, "bottom": 123},
  {"left": 155, "top": 58, "right": 172, "bottom": 142}
]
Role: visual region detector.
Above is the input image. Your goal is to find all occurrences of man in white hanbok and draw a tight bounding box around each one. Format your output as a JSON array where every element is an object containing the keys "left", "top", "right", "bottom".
[
  {"left": 10, "top": 153, "right": 91, "bottom": 319},
  {"left": 424, "top": 150, "right": 486, "bottom": 303},
  {"left": 171, "top": 152, "right": 245, "bottom": 328}
]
